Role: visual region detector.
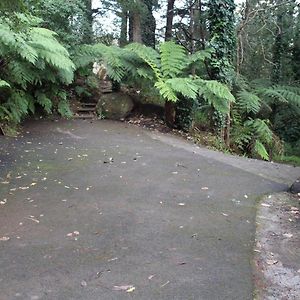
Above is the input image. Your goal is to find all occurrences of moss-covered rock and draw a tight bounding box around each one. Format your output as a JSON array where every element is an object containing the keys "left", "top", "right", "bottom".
[{"left": 96, "top": 92, "right": 134, "bottom": 120}]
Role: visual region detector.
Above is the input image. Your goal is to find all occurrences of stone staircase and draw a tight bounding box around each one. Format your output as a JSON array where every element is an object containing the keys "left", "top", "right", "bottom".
[
  {"left": 74, "top": 102, "right": 97, "bottom": 119},
  {"left": 74, "top": 80, "right": 113, "bottom": 119},
  {"left": 100, "top": 80, "right": 113, "bottom": 94}
]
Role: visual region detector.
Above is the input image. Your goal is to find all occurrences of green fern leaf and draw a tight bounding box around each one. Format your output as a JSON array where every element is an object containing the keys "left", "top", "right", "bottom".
[
  {"left": 237, "top": 90, "right": 261, "bottom": 114},
  {"left": 0, "top": 80, "right": 10, "bottom": 88},
  {"left": 166, "top": 78, "right": 198, "bottom": 99},
  {"left": 254, "top": 140, "right": 269, "bottom": 161},
  {"left": 160, "top": 42, "right": 187, "bottom": 78},
  {"left": 58, "top": 100, "right": 72, "bottom": 118},
  {"left": 196, "top": 79, "right": 235, "bottom": 113},
  {"left": 126, "top": 43, "right": 161, "bottom": 80},
  {"left": 244, "top": 118, "right": 273, "bottom": 144},
  {"left": 35, "top": 92, "right": 52, "bottom": 114},
  {"left": 155, "top": 80, "right": 178, "bottom": 102},
  {"left": 188, "top": 48, "right": 213, "bottom": 64}
]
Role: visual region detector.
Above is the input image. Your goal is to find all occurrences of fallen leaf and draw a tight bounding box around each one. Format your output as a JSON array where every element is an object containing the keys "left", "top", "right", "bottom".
[
  {"left": 25, "top": 216, "right": 40, "bottom": 223},
  {"left": 108, "top": 257, "right": 118, "bottom": 262},
  {"left": 160, "top": 281, "right": 170, "bottom": 288},
  {"left": 266, "top": 259, "right": 278, "bottom": 265},
  {"left": 113, "top": 285, "right": 133, "bottom": 291},
  {"left": 0, "top": 199, "right": 7, "bottom": 205},
  {"left": 126, "top": 287, "right": 135, "bottom": 293}
]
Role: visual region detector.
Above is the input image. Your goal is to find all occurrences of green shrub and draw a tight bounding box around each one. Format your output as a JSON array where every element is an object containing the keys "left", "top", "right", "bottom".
[{"left": 0, "top": 13, "right": 74, "bottom": 125}]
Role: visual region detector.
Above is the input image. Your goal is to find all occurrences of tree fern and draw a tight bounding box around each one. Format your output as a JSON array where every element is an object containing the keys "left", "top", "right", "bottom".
[
  {"left": 237, "top": 90, "right": 262, "bottom": 114},
  {"left": 126, "top": 43, "right": 161, "bottom": 80},
  {"left": 154, "top": 80, "right": 178, "bottom": 102},
  {"left": 196, "top": 79, "right": 235, "bottom": 113},
  {"left": 160, "top": 42, "right": 187, "bottom": 78},
  {"left": 166, "top": 78, "right": 199, "bottom": 100},
  {"left": 0, "top": 13, "right": 75, "bottom": 124},
  {"left": 244, "top": 119, "right": 273, "bottom": 144},
  {"left": 35, "top": 91, "right": 52, "bottom": 114},
  {"left": 188, "top": 48, "right": 213, "bottom": 64}
]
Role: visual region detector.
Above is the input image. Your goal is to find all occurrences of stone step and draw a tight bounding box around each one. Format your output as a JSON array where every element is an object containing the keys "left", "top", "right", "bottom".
[
  {"left": 74, "top": 114, "right": 95, "bottom": 119},
  {"left": 76, "top": 107, "right": 96, "bottom": 112},
  {"left": 81, "top": 103, "right": 97, "bottom": 107}
]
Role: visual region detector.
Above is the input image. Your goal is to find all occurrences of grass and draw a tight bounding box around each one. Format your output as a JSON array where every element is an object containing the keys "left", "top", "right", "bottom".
[{"left": 273, "top": 155, "right": 300, "bottom": 166}]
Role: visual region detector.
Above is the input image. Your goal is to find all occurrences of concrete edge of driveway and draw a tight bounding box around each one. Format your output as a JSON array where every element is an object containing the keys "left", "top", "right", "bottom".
[
  {"left": 147, "top": 130, "right": 300, "bottom": 187},
  {"left": 253, "top": 192, "right": 300, "bottom": 299}
]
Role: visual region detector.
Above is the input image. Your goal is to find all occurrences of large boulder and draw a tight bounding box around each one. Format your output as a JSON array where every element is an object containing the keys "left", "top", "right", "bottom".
[
  {"left": 290, "top": 178, "right": 300, "bottom": 194},
  {"left": 96, "top": 92, "right": 134, "bottom": 120}
]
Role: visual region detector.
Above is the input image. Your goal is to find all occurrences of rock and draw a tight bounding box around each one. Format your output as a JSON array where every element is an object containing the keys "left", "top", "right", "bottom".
[
  {"left": 290, "top": 178, "right": 300, "bottom": 194},
  {"left": 96, "top": 92, "right": 134, "bottom": 120}
]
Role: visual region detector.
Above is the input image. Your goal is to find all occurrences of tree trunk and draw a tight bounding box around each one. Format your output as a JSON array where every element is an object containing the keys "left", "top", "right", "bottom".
[
  {"left": 164, "top": 0, "right": 176, "bottom": 127},
  {"left": 83, "top": 0, "right": 93, "bottom": 44},
  {"left": 141, "top": 0, "right": 156, "bottom": 48},
  {"left": 165, "top": 101, "right": 176, "bottom": 127},
  {"left": 165, "top": 0, "right": 175, "bottom": 41},
  {"left": 131, "top": 11, "right": 142, "bottom": 43},
  {"left": 120, "top": 10, "right": 128, "bottom": 46}
]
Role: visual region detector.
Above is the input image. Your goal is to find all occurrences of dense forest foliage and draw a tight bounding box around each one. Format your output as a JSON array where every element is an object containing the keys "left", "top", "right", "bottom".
[{"left": 0, "top": 0, "right": 299, "bottom": 162}]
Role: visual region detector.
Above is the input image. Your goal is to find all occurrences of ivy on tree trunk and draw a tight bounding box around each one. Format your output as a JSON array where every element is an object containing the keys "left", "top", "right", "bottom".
[{"left": 208, "top": 0, "right": 236, "bottom": 146}]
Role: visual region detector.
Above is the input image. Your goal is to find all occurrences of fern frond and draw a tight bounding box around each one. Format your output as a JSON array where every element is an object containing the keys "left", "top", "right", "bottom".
[
  {"left": 35, "top": 91, "right": 52, "bottom": 114},
  {"left": 196, "top": 79, "right": 235, "bottom": 113},
  {"left": 254, "top": 140, "right": 269, "bottom": 161},
  {"left": 4, "top": 91, "right": 29, "bottom": 123},
  {"left": 0, "top": 80, "right": 10, "bottom": 88},
  {"left": 231, "top": 125, "right": 253, "bottom": 150},
  {"left": 126, "top": 43, "right": 161, "bottom": 80},
  {"left": 58, "top": 100, "right": 72, "bottom": 118},
  {"left": 166, "top": 78, "right": 198, "bottom": 99},
  {"left": 160, "top": 42, "right": 187, "bottom": 78},
  {"left": 244, "top": 118, "right": 273, "bottom": 144},
  {"left": 7, "top": 61, "right": 39, "bottom": 88},
  {"left": 237, "top": 90, "right": 261, "bottom": 114},
  {"left": 154, "top": 80, "right": 178, "bottom": 102},
  {"left": 188, "top": 48, "right": 213, "bottom": 64}
]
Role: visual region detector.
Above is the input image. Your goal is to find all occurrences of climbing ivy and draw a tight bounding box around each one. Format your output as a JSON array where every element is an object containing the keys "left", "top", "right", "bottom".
[{"left": 208, "top": 0, "right": 236, "bottom": 83}]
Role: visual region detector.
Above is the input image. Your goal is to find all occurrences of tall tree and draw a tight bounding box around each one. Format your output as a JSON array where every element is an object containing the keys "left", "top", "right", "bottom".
[
  {"left": 293, "top": 11, "right": 300, "bottom": 82},
  {"left": 141, "top": 0, "right": 156, "bottom": 47},
  {"left": 208, "top": 0, "right": 236, "bottom": 81},
  {"left": 208, "top": 0, "right": 236, "bottom": 146},
  {"left": 83, "top": 0, "right": 94, "bottom": 44},
  {"left": 165, "top": 0, "right": 175, "bottom": 41}
]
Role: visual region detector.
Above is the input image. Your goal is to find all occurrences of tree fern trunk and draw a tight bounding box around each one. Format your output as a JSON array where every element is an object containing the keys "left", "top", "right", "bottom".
[{"left": 165, "top": 101, "right": 176, "bottom": 127}]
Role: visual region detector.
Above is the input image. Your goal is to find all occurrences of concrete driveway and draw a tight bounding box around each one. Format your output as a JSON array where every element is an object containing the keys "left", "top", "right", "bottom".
[{"left": 0, "top": 120, "right": 299, "bottom": 300}]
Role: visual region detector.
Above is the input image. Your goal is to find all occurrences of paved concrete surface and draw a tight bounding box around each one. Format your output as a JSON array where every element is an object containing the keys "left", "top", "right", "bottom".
[
  {"left": 0, "top": 119, "right": 299, "bottom": 300},
  {"left": 254, "top": 193, "right": 300, "bottom": 300}
]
